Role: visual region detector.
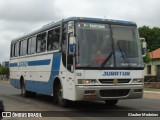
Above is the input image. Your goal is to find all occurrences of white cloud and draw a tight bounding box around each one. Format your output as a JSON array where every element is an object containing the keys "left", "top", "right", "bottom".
[
  {"left": 56, "top": 0, "right": 160, "bottom": 27},
  {"left": 0, "top": 0, "right": 62, "bottom": 22},
  {"left": 0, "top": 0, "right": 63, "bottom": 62},
  {"left": 0, "top": 0, "right": 160, "bottom": 62},
  {"left": 55, "top": 0, "right": 96, "bottom": 18}
]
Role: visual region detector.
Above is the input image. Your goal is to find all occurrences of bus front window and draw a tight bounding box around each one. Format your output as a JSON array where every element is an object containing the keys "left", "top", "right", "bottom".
[
  {"left": 76, "top": 22, "right": 143, "bottom": 68},
  {"left": 111, "top": 25, "right": 143, "bottom": 67},
  {"left": 76, "top": 22, "right": 114, "bottom": 67}
]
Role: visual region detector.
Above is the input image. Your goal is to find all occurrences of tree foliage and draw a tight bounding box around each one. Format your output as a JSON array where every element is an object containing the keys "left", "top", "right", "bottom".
[
  {"left": 0, "top": 66, "right": 9, "bottom": 75},
  {"left": 143, "top": 51, "right": 151, "bottom": 64},
  {"left": 139, "top": 26, "right": 160, "bottom": 51}
]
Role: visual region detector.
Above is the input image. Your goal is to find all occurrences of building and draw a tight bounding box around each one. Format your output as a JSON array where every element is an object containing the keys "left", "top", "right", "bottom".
[{"left": 144, "top": 48, "right": 160, "bottom": 82}]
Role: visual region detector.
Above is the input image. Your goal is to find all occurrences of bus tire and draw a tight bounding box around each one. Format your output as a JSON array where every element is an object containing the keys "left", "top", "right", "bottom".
[
  {"left": 55, "top": 83, "right": 69, "bottom": 107},
  {"left": 21, "top": 80, "right": 29, "bottom": 98},
  {"left": 105, "top": 100, "right": 118, "bottom": 106}
]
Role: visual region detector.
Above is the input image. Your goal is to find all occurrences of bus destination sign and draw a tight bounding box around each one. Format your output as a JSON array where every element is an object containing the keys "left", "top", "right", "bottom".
[{"left": 78, "top": 23, "right": 107, "bottom": 29}]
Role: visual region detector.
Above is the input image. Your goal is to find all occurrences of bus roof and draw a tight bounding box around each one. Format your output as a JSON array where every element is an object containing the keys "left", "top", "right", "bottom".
[{"left": 11, "top": 17, "right": 137, "bottom": 43}]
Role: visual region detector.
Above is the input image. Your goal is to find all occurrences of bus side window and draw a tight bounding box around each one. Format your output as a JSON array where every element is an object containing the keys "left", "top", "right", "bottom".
[
  {"left": 37, "top": 33, "right": 46, "bottom": 53},
  {"left": 11, "top": 43, "right": 15, "bottom": 57},
  {"left": 28, "top": 37, "right": 36, "bottom": 54},
  {"left": 47, "top": 28, "right": 60, "bottom": 51},
  {"left": 20, "top": 39, "right": 27, "bottom": 56},
  {"left": 15, "top": 42, "right": 19, "bottom": 57}
]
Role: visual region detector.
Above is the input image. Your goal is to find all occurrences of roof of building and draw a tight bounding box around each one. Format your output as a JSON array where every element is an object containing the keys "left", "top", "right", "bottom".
[{"left": 150, "top": 48, "right": 160, "bottom": 59}]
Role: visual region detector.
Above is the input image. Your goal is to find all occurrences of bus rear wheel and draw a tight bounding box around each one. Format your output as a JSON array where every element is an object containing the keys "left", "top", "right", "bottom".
[
  {"left": 21, "top": 80, "right": 36, "bottom": 97},
  {"left": 21, "top": 80, "right": 29, "bottom": 97},
  {"left": 54, "top": 83, "right": 69, "bottom": 107},
  {"left": 105, "top": 100, "right": 118, "bottom": 106}
]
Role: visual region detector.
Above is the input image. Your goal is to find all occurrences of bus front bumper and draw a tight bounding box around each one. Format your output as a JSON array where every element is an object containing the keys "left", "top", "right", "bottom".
[{"left": 75, "top": 84, "right": 143, "bottom": 101}]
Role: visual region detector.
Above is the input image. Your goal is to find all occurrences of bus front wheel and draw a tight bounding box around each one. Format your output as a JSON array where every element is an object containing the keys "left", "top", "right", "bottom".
[
  {"left": 54, "top": 83, "right": 69, "bottom": 107},
  {"left": 105, "top": 100, "right": 118, "bottom": 106}
]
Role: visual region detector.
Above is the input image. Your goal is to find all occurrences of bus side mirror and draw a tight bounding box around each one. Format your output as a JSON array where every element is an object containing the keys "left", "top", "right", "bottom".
[
  {"left": 69, "top": 37, "right": 76, "bottom": 54},
  {"left": 142, "top": 41, "right": 147, "bottom": 57}
]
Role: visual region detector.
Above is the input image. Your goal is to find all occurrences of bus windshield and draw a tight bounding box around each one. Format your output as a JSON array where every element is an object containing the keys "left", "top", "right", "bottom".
[{"left": 76, "top": 22, "right": 143, "bottom": 68}]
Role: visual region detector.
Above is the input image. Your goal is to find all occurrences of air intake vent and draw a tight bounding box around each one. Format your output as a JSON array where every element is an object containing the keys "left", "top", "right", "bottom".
[
  {"left": 100, "top": 89, "right": 130, "bottom": 97},
  {"left": 99, "top": 79, "right": 131, "bottom": 84}
]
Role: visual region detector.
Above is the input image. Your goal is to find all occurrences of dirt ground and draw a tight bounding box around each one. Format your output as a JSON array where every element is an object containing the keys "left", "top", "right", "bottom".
[
  {"left": 0, "top": 80, "right": 9, "bottom": 84},
  {"left": 143, "top": 92, "right": 160, "bottom": 100}
]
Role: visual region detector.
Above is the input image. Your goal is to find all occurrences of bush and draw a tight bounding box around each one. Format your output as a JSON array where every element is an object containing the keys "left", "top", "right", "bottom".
[{"left": 0, "top": 66, "right": 9, "bottom": 75}]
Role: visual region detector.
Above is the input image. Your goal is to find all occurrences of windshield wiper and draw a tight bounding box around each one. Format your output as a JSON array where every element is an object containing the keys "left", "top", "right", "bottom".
[
  {"left": 100, "top": 52, "right": 113, "bottom": 68},
  {"left": 117, "top": 41, "right": 131, "bottom": 67}
]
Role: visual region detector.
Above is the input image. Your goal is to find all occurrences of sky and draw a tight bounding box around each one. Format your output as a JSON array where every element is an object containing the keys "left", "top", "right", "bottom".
[{"left": 0, "top": 0, "right": 160, "bottom": 63}]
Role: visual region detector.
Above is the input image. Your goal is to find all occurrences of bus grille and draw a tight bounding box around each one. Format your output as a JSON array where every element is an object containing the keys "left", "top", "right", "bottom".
[
  {"left": 100, "top": 89, "right": 130, "bottom": 97},
  {"left": 99, "top": 79, "right": 131, "bottom": 84}
]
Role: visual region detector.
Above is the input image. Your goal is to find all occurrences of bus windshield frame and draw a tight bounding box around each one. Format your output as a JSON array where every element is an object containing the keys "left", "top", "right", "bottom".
[{"left": 75, "top": 22, "right": 144, "bottom": 69}]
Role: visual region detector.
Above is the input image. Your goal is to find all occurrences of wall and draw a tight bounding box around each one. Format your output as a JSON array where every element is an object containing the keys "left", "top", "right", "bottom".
[{"left": 144, "top": 58, "right": 160, "bottom": 82}]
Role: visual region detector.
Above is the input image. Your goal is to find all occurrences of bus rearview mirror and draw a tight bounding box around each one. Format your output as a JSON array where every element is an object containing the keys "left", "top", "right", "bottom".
[{"left": 142, "top": 41, "right": 147, "bottom": 57}]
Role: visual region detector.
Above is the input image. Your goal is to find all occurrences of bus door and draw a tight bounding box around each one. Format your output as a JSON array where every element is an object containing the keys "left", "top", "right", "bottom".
[
  {"left": 66, "top": 22, "right": 76, "bottom": 99},
  {"left": 61, "top": 22, "right": 76, "bottom": 99}
]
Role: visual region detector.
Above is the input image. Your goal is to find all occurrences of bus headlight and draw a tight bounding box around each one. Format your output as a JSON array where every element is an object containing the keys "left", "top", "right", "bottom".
[
  {"left": 78, "top": 79, "right": 97, "bottom": 84},
  {"left": 132, "top": 78, "right": 144, "bottom": 83}
]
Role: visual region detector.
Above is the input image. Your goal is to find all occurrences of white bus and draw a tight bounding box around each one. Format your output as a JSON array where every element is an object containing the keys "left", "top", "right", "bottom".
[{"left": 10, "top": 17, "right": 144, "bottom": 107}]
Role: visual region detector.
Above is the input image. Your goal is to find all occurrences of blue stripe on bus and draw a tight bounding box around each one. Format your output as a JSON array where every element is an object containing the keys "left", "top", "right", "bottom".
[
  {"left": 10, "top": 52, "right": 62, "bottom": 95},
  {"left": 10, "top": 63, "right": 18, "bottom": 67},
  {"left": 28, "top": 59, "right": 51, "bottom": 66},
  {"left": 10, "top": 59, "right": 51, "bottom": 67},
  {"left": 10, "top": 79, "right": 20, "bottom": 89}
]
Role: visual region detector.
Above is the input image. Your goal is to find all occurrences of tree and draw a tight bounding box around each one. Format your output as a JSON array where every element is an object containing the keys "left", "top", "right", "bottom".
[
  {"left": 143, "top": 51, "right": 151, "bottom": 64},
  {"left": 139, "top": 26, "right": 160, "bottom": 51},
  {"left": 0, "top": 66, "right": 9, "bottom": 75}
]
